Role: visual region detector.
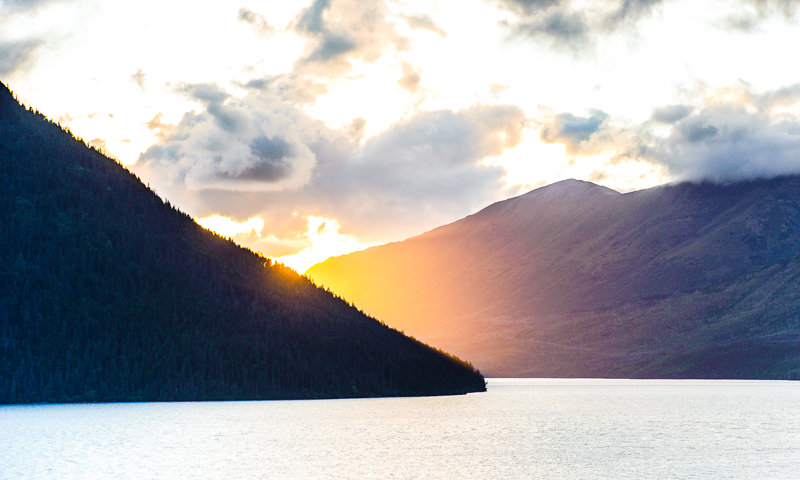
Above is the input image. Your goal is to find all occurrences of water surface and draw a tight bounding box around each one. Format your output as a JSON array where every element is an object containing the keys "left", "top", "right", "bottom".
[{"left": 2, "top": 379, "right": 799, "bottom": 479}]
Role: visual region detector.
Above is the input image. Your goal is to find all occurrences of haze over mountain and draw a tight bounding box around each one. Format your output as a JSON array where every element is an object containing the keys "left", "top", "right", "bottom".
[
  {"left": 308, "top": 178, "right": 800, "bottom": 378},
  {"left": 0, "top": 81, "right": 485, "bottom": 403}
]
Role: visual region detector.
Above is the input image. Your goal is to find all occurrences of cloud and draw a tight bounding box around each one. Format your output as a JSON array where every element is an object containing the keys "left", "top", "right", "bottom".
[
  {"left": 513, "top": 8, "right": 589, "bottom": 47},
  {"left": 492, "top": 0, "right": 561, "bottom": 15},
  {"left": 754, "top": 83, "right": 800, "bottom": 110},
  {"left": 540, "top": 109, "right": 608, "bottom": 153},
  {"left": 131, "top": 69, "right": 146, "bottom": 90},
  {"left": 720, "top": 0, "right": 799, "bottom": 32},
  {"left": 137, "top": 84, "right": 325, "bottom": 194},
  {"left": 492, "top": 0, "right": 666, "bottom": 51},
  {"left": 303, "top": 105, "right": 527, "bottom": 239},
  {"left": 0, "top": 39, "right": 43, "bottom": 76},
  {"left": 404, "top": 14, "right": 446, "bottom": 37},
  {"left": 398, "top": 62, "right": 421, "bottom": 92},
  {"left": 533, "top": 81, "right": 800, "bottom": 186},
  {"left": 0, "top": 0, "right": 58, "bottom": 14},
  {"left": 500, "top": 3, "right": 589, "bottom": 49},
  {"left": 136, "top": 84, "right": 528, "bottom": 247},
  {"left": 538, "top": 88, "right": 800, "bottom": 185},
  {"left": 644, "top": 104, "right": 800, "bottom": 183},
  {"left": 650, "top": 104, "right": 693, "bottom": 124},
  {"left": 604, "top": 0, "right": 667, "bottom": 27},
  {"left": 292, "top": 0, "right": 407, "bottom": 75},
  {"left": 237, "top": 7, "right": 274, "bottom": 36}
]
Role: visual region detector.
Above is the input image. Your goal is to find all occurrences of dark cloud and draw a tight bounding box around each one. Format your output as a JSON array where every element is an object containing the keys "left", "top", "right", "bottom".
[
  {"left": 237, "top": 7, "right": 274, "bottom": 35},
  {"left": 250, "top": 135, "right": 293, "bottom": 162},
  {"left": 0, "top": 39, "right": 43, "bottom": 76},
  {"left": 231, "top": 136, "right": 295, "bottom": 182},
  {"left": 645, "top": 105, "right": 800, "bottom": 183},
  {"left": 492, "top": 0, "right": 666, "bottom": 51},
  {"left": 540, "top": 110, "right": 608, "bottom": 153},
  {"left": 679, "top": 119, "right": 717, "bottom": 143},
  {"left": 512, "top": 8, "right": 589, "bottom": 48},
  {"left": 651, "top": 104, "right": 693, "bottom": 124}
]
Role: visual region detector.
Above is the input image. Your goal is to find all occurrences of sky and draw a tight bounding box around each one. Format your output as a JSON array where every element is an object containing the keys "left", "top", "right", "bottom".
[{"left": 3, "top": 0, "right": 800, "bottom": 272}]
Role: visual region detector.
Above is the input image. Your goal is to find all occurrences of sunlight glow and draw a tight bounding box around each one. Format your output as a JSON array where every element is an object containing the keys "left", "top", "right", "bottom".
[
  {"left": 196, "top": 214, "right": 265, "bottom": 239},
  {"left": 275, "top": 215, "right": 375, "bottom": 274}
]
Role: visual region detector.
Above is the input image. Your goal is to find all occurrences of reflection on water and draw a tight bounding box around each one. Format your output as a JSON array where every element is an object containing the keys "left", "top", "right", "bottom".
[{"left": 2, "top": 379, "right": 799, "bottom": 479}]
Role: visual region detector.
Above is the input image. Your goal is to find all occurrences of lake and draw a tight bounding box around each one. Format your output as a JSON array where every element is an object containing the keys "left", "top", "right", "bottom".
[{"left": 2, "top": 379, "right": 799, "bottom": 479}]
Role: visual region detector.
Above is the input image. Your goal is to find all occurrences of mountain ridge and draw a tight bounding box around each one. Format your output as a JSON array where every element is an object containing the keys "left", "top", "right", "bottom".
[
  {"left": 0, "top": 81, "right": 485, "bottom": 403},
  {"left": 307, "top": 176, "right": 800, "bottom": 378}
]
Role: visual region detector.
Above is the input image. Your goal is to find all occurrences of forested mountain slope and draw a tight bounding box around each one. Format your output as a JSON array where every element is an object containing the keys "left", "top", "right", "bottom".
[
  {"left": 0, "top": 82, "right": 485, "bottom": 403},
  {"left": 308, "top": 179, "right": 800, "bottom": 378}
]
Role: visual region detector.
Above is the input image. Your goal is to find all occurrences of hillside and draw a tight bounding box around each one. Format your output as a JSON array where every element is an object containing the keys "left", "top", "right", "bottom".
[
  {"left": 0, "top": 82, "right": 485, "bottom": 403},
  {"left": 308, "top": 179, "right": 800, "bottom": 378}
]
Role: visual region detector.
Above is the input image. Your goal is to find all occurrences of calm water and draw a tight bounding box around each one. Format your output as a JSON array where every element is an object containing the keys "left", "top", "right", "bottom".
[{"left": 2, "top": 379, "right": 799, "bottom": 479}]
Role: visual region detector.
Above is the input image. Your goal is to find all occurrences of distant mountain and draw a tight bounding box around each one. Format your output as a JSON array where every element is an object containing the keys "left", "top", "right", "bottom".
[
  {"left": 307, "top": 178, "right": 800, "bottom": 378},
  {"left": 0, "top": 82, "right": 484, "bottom": 403}
]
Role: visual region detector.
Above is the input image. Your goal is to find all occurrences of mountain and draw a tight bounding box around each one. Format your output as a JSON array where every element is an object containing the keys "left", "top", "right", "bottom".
[
  {"left": 307, "top": 179, "right": 800, "bottom": 378},
  {"left": 0, "top": 82, "right": 485, "bottom": 403}
]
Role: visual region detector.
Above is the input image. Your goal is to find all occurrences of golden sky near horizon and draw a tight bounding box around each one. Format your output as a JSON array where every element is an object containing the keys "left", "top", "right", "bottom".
[{"left": 3, "top": 0, "right": 800, "bottom": 272}]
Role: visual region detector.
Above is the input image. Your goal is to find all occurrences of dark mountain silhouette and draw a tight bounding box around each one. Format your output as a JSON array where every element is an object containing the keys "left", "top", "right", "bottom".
[
  {"left": 0, "top": 82, "right": 485, "bottom": 403},
  {"left": 308, "top": 179, "right": 800, "bottom": 378}
]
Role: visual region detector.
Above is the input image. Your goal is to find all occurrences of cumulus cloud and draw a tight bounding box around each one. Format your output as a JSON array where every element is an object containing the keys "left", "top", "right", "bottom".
[
  {"left": 138, "top": 84, "right": 324, "bottom": 193},
  {"left": 644, "top": 105, "right": 800, "bottom": 183},
  {"left": 136, "top": 83, "right": 527, "bottom": 248},
  {"left": 539, "top": 109, "right": 609, "bottom": 153},
  {"left": 342, "top": 105, "right": 525, "bottom": 197},
  {"left": 295, "top": 104, "right": 527, "bottom": 239},
  {"left": 535, "top": 82, "right": 800, "bottom": 186}
]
